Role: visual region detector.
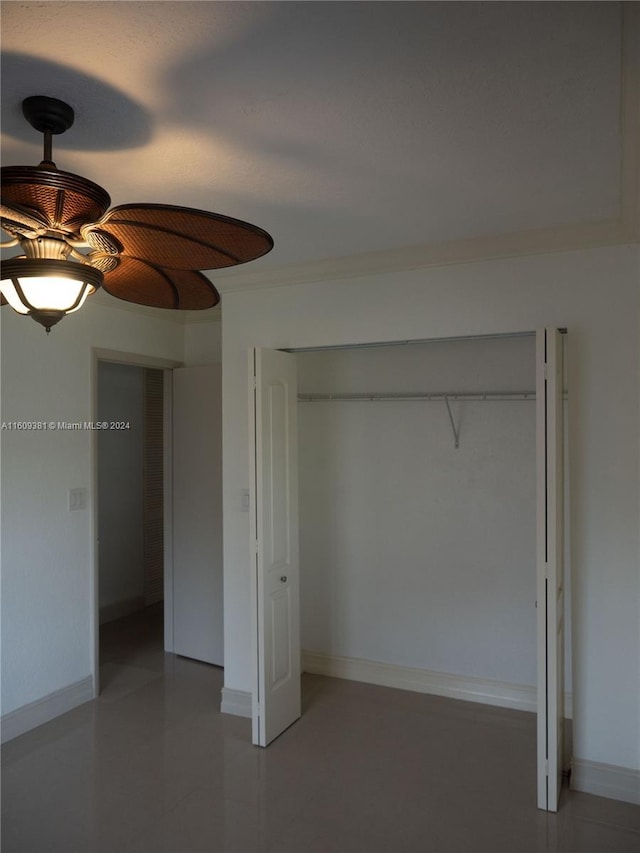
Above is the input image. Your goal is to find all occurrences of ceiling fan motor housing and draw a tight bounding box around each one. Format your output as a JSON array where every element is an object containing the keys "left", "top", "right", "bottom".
[{"left": 21, "top": 235, "right": 71, "bottom": 260}]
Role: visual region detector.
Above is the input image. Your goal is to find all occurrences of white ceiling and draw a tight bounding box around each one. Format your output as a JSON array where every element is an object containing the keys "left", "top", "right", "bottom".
[{"left": 0, "top": 1, "right": 633, "bottom": 300}]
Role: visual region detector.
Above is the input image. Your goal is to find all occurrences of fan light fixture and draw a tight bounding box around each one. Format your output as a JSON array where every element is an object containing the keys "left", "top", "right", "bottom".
[
  {"left": 1, "top": 257, "right": 103, "bottom": 332},
  {"left": 1, "top": 95, "right": 273, "bottom": 332}
]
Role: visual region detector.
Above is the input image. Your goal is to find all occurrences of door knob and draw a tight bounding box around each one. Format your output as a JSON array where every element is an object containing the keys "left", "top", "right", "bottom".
[{"left": 280, "top": 576, "right": 287, "bottom": 583}]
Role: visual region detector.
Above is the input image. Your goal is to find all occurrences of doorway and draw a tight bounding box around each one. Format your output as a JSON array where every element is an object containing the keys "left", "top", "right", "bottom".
[
  {"left": 91, "top": 348, "right": 179, "bottom": 696},
  {"left": 91, "top": 351, "right": 225, "bottom": 699},
  {"left": 96, "top": 361, "right": 166, "bottom": 694}
]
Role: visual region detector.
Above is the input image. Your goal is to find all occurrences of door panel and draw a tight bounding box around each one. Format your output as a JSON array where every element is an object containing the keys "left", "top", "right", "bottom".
[
  {"left": 536, "top": 328, "right": 565, "bottom": 811},
  {"left": 250, "top": 348, "right": 300, "bottom": 746},
  {"left": 173, "top": 365, "right": 223, "bottom": 666}
]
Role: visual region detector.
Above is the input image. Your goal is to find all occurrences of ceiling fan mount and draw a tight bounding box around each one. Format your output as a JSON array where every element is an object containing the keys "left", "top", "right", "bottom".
[
  {"left": 1, "top": 94, "right": 273, "bottom": 330},
  {"left": 22, "top": 95, "right": 75, "bottom": 137}
]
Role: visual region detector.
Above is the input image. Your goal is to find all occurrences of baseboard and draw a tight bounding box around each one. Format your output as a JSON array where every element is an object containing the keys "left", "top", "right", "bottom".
[
  {"left": 220, "top": 687, "right": 252, "bottom": 718},
  {"left": 1, "top": 676, "right": 94, "bottom": 744},
  {"left": 303, "top": 650, "right": 573, "bottom": 717},
  {"left": 571, "top": 758, "right": 640, "bottom": 806},
  {"left": 99, "top": 595, "right": 146, "bottom": 625}
]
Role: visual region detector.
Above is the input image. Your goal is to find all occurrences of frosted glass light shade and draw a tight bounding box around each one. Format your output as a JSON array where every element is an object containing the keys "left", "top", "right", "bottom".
[
  {"left": 1, "top": 276, "right": 93, "bottom": 312},
  {"left": 0, "top": 280, "right": 30, "bottom": 314},
  {"left": 1, "top": 258, "right": 103, "bottom": 331}
]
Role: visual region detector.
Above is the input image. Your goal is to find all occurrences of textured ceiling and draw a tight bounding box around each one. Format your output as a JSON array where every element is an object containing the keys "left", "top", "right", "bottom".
[{"left": 0, "top": 1, "right": 629, "bottom": 291}]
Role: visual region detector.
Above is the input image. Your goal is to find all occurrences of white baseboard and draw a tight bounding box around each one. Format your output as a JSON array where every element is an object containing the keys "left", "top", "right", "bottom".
[
  {"left": 220, "top": 687, "right": 252, "bottom": 718},
  {"left": 571, "top": 758, "right": 640, "bottom": 806},
  {"left": 1, "top": 676, "right": 94, "bottom": 743},
  {"left": 99, "top": 595, "right": 146, "bottom": 625},
  {"left": 303, "top": 650, "right": 573, "bottom": 717}
]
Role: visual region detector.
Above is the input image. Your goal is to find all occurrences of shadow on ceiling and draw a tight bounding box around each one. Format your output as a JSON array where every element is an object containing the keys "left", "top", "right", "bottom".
[{"left": 0, "top": 53, "right": 152, "bottom": 151}]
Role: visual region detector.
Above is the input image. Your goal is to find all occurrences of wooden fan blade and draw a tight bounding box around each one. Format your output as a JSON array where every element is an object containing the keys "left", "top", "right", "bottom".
[
  {"left": 1, "top": 199, "right": 49, "bottom": 236},
  {"left": 88, "top": 203, "right": 273, "bottom": 270},
  {"left": 102, "top": 256, "right": 219, "bottom": 310},
  {"left": 1, "top": 166, "right": 111, "bottom": 235}
]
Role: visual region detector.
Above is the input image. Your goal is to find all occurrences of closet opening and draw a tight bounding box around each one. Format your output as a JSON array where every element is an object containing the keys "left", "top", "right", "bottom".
[
  {"left": 250, "top": 329, "right": 571, "bottom": 809},
  {"left": 296, "top": 333, "right": 554, "bottom": 706}
]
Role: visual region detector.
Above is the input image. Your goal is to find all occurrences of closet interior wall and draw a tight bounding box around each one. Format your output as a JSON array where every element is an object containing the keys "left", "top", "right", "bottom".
[{"left": 297, "top": 335, "right": 570, "bottom": 699}]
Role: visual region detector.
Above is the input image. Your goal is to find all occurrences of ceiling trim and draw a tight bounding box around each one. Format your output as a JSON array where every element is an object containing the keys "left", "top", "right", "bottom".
[{"left": 216, "top": 217, "right": 630, "bottom": 295}]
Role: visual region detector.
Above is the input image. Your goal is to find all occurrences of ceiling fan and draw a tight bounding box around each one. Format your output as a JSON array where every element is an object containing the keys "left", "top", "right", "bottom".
[{"left": 0, "top": 95, "right": 273, "bottom": 331}]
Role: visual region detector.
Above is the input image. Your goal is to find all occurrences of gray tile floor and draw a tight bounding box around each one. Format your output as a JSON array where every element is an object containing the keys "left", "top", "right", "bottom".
[{"left": 2, "top": 604, "right": 639, "bottom": 852}]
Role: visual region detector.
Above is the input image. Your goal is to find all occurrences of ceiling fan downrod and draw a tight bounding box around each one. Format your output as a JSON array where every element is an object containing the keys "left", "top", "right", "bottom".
[{"left": 22, "top": 95, "right": 75, "bottom": 168}]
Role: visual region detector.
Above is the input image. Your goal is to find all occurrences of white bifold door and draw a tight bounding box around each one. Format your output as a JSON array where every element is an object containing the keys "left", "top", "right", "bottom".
[
  {"left": 249, "top": 348, "right": 301, "bottom": 746},
  {"left": 172, "top": 365, "right": 224, "bottom": 666},
  {"left": 536, "top": 328, "right": 566, "bottom": 812}
]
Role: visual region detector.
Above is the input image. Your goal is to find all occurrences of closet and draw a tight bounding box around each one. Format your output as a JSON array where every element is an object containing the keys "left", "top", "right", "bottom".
[
  {"left": 296, "top": 334, "right": 540, "bottom": 699},
  {"left": 250, "top": 330, "right": 570, "bottom": 809}
]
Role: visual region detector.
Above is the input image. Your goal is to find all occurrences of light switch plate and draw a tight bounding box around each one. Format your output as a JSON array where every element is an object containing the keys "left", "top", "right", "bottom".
[{"left": 69, "top": 488, "right": 87, "bottom": 511}]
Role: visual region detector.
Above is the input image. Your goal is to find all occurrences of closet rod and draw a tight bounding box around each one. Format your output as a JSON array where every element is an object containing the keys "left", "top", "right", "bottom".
[{"left": 298, "top": 390, "right": 541, "bottom": 403}]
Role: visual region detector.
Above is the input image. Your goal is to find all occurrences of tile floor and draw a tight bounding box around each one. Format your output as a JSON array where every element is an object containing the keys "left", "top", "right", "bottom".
[{"left": 2, "top": 604, "right": 639, "bottom": 852}]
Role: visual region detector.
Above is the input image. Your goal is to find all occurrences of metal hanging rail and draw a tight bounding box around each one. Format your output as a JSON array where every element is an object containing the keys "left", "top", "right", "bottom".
[
  {"left": 297, "top": 390, "right": 538, "bottom": 403},
  {"left": 296, "top": 390, "right": 569, "bottom": 450}
]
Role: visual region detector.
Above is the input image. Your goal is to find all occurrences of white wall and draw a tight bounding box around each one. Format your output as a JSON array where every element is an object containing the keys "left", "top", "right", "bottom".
[
  {"left": 172, "top": 364, "right": 224, "bottom": 665},
  {"left": 297, "top": 337, "right": 538, "bottom": 686},
  {"left": 0, "top": 300, "right": 184, "bottom": 717},
  {"left": 221, "top": 244, "right": 639, "bottom": 774},
  {"left": 97, "top": 362, "right": 145, "bottom": 621},
  {"left": 184, "top": 317, "right": 222, "bottom": 365}
]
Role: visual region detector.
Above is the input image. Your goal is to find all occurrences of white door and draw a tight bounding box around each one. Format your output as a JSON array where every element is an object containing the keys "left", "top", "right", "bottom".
[
  {"left": 536, "top": 328, "right": 565, "bottom": 811},
  {"left": 172, "top": 365, "right": 223, "bottom": 666},
  {"left": 249, "top": 348, "right": 301, "bottom": 746}
]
